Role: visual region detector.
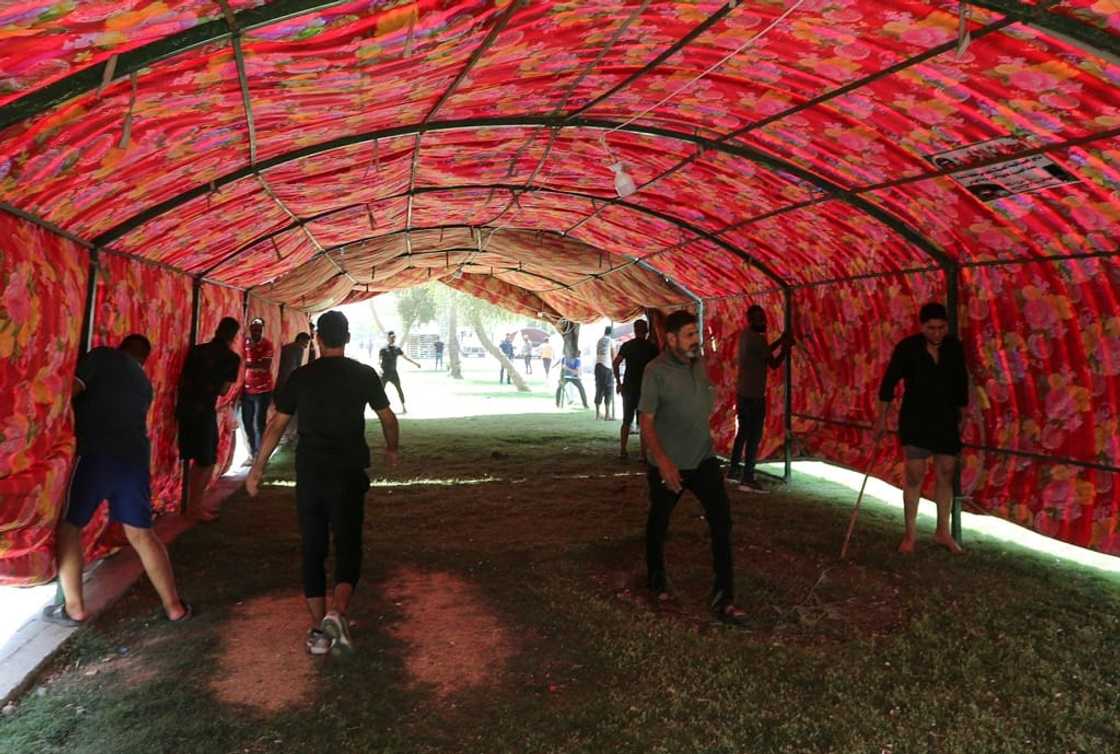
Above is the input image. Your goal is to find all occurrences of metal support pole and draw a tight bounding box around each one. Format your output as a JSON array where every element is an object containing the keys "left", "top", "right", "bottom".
[
  {"left": 946, "top": 263, "right": 963, "bottom": 545},
  {"left": 79, "top": 249, "right": 100, "bottom": 354},
  {"left": 783, "top": 286, "right": 794, "bottom": 482},
  {"left": 181, "top": 278, "right": 203, "bottom": 515}
]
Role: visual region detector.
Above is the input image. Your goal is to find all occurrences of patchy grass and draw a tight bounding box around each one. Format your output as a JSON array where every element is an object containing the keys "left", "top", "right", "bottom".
[{"left": 3, "top": 375, "right": 1119, "bottom": 754}]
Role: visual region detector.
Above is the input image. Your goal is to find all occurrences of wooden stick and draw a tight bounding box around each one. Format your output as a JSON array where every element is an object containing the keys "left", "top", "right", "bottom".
[{"left": 840, "top": 442, "right": 881, "bottom": 559}]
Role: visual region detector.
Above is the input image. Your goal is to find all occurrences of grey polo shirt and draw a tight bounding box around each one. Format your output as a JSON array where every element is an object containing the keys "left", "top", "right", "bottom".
[{"left": 638, "top": 350, "right": 715, "bottom": 471}]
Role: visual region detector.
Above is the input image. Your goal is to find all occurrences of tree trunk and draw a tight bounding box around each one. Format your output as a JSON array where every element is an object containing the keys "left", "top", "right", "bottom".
[
  {"left": 367, "top": 300, "right": 388, "bottom": 336},
  {"left": 470, "top": 310, "right": 529, "bottom": 392},
  {"left": 447, "top": 302, "right": 462, "bottom": 379}
]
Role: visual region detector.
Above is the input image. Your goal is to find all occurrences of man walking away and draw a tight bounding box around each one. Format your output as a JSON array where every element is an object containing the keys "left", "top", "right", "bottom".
[
  {"left": 241, "top": 317, "right": 274, "bottom": 464},
  {"left": 379, "top": 331, "right": 419, "bottom": 414},
  {"left": 613, "top": 319, "right": 659, "bottom": 461},
  {"left": 177, "top": 317, "right": 241, "bottom": 521},
  {"left": 434, "top": 337, "right": 444, "bottom": 370},
  {"left": 876, "top": 302, "right": 969, "bottom": 555},
  {"left": 45, "top": 335, "right": 190, "bottom": 626},
  {"left": 540, "top": 340, "right": 554, "bottom": 378},
  {"left": 246, "top": 311, "right": 400, "bottom": 655},
  {"left": 639, "top": 311, "right": 745, "bottom": 626},
  {"left": 594, "top": 326, "right": 616, "bottom": 420},
  {"left": 729, "top": 305, "right": 792, "bottom": 493},
  {"left": 499, "top": 334, "right": 515, "bottom": 384},
  {"left": 555, "top": 353, "right": 589, "bottom": 408},
  {"left": 276, "top": 332, "right": 311, "bottom": 444}
]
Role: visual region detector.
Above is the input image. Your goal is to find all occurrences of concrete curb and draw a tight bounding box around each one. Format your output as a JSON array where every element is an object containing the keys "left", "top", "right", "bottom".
[{"left": 0, "top": 473, "right": 244, "bottom": 706}]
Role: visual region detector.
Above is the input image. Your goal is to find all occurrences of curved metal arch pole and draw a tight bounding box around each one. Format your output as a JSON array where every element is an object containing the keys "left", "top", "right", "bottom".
[
  {"left": 191, "top": 181, "right": 788, "bottom": 287},
  {"left": 90, "top": 116, "right": 949, "bottom": 274}
]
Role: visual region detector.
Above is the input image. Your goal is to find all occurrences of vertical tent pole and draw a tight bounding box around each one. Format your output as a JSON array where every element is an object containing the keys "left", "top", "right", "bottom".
[
  {"left": 946, "top": 263, "right": 963, "bottom": 545},
  {"left": 79, "top": 248, "right": 100, "bottom": 354},
  {"left": 182, "top": 278, "right": 203, "bottom": 515},
  {"left": 783, "top": 286, "right": 794, "bottom": 482}
]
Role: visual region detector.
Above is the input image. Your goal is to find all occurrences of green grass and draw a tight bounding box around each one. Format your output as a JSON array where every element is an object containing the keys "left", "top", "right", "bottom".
[{"left": 3, "top": 371, "right": 1119, "bottom": 754}]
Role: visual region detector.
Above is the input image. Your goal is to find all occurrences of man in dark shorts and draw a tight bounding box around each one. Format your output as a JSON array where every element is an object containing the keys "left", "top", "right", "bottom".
[
  {"left": 639, "top": 311, "right": 745, "bottom": 625},
  {"left": 276, "top": 332, "right": 311, "bottom": 443},
  {"left": 876, "top": 302, "right": 969, "bottom": 555},
  {"left": 379, "top": 331, "right": 419, "bottom": 414},
  {"left": 246, "top": 311, "right": 400, "bottom": 655},
  {"left": 594, "top": 326, "right": 616, "bottom": 420},
  {"left": 176, "top": 317, "right": 240, "bottom": 521},
  {"left": 613, "top": 319, "right": 659, "bottom": 460},
  {"left": 241, "top": 317, "right": 275, "bottom": 464},
  {"left": 45, "top": 335, "right": 190, "bottom": 626},
  {"left": 434, "top": 338, "right": 444, "bottom": 370},
  {"left": 729, "top": 305, "right": 791, "bottom": 493}
]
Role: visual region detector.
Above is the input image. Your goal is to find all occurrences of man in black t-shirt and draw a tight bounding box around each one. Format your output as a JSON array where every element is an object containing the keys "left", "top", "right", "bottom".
[
  {"left": 433, "top": 338, "right": 445, "bottom": 370},
  {"left": 176, "top": 317, "right": 241, "bottom": 521},
  {"left": 379, "top": 331, "right": 419, "bottom": 414},
  {"left": 46, "top": 335, "right": 190, "bottom": 627},
  {"left": 876, "top": 302, "right": 969, "bottom": 555},
  {"left": 247, "top": 310, "right": 400, "bottom": 656},
  {"left": 613, "top": 319, "right": 659, "bottom": 460}
]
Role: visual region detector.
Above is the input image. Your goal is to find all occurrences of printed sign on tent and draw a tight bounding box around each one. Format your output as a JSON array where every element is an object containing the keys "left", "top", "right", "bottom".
[{"left": 926, "top": 137, "right": 1078, "bottom": 202}]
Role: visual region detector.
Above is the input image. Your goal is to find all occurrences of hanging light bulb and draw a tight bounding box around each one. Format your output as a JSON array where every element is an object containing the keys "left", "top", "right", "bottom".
[{"left": 611, "top": 161, "right": 637, "bottom": 198}]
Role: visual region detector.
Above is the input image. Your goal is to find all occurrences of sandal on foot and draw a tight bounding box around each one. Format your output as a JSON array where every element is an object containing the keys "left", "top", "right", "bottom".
[
  {"left": 42, "top": 603, "right": 83, "bottom": 628},
  {"left": 713, "top": 600, "right": 747, "bottom": 627},
  {"left": 168, "top": 601, "right": 193, "bottom": 623}
]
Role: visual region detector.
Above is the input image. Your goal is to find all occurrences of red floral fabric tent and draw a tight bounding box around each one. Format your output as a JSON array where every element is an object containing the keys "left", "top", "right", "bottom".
[{"left": 1, "top": 1, "right": 1118, "bottom": 583}]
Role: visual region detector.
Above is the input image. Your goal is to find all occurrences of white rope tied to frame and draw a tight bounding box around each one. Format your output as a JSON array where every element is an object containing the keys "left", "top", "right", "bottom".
[{"left": 599, "top": 0, "right": 808, "bottom": 160}]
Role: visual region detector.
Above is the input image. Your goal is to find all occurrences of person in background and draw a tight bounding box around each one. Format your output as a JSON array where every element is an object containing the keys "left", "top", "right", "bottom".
[
  {"left": 177, "top": 317, "right": 241, "bottom": 521},
  {"left": 594, "top": 325, "right": 616, "bottom": 421},
  {"left": 434, "top": 337, "right": 445, "bottom": 370},
  {"left": 379, "top": 331, "right": 419, "bottom": 414},
  {"left": 521, "top": 335, "right": 534, "bottom": 375},
  {"left": 246, "top": 311, "right": 400, "bottom": 655},
  {"left": 276, "top": 331, "right": 311, "bottom": 444},
  {"left": 241, "top": 317, "right": 274, "bottom": 465},
  {"left": 46, "top": 335, "right": 190, "bottom": 627},
  {"left": 540, "top": 340, "right": 554, "bottom": 378},
  {"left": 499, "top": 333, "right": 515, "bottom": 384},
  {"left": 614, "top": 319, "right": 659, "bottom": 461},
  {"left": 555, "top": 352, "right": 589, "bottom": 409}
]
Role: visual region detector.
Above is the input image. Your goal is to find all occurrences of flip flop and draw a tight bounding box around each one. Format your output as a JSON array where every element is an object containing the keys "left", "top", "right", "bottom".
[
  {"left": 168, "top": 601, "right": 193, "bottom": 623},
  {"left": 42, "top": 603, "right": 82, "bottom": 628}
]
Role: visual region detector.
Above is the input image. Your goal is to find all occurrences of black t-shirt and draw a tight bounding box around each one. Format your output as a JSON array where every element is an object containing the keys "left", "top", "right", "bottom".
[
  {"left": 879, "top": 334, "right": 969, "bottom": 447},
  {"left": 274, "top": 356, "right": 390, "bottom": 470},
  {"left": 74, "top": 347, "right": 152, "bottom": 465},
  {"left": 379, "top": 345, "right": 404, "bottom": 375},
  {"left": 618, "top": 338, "right": 660, "bottom": 393},
  {"left": 177, "top": 339, "right": 240, "bottom": 416},
  {"left": 434, "top": 341, "right": 444, "bottom": 354}
]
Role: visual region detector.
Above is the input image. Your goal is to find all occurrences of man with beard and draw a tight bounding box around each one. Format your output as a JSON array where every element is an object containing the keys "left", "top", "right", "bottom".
[
  {"left": 729, "top": 305, "right": 791, "bottom": 493},
  {"left": 639, "top": 310, "right": 745, "bottom": 626},
  {"left": 241, "top": 317, "right": 275, "bottom": 464},
  {"left": 876, "top": 302, "right": 969, "bottom": 555}
]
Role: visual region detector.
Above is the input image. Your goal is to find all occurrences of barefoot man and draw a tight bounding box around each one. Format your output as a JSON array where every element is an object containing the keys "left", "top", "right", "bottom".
[
  {"left": 246, "top": 311, "right": 400, "bottom": 655},
  {"left": 875, "top": 302, "right": 969, "bottom": 554}
]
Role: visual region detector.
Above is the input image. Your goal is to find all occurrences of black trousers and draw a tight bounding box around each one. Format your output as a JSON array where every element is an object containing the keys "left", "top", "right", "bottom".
[
  {"left": 729, "top": 396, "right": 766, "bottom": 481},
  {"left": 499, "top": 364, "right": 512, "bottom": 384},
  {"left": 434, "top": 353, "right": 443, "bottom": 369},
  {"left": 594, "top": 364, "right": 614, "bottom": 407},
  {"left": 646, "top": 457, "right": 734, "bottom": 601},
  {"left": 542, "top": 358, "right": 552, "bottom": 377},
  {"left": 383, "top": 371, "right": 405, "bottom": 404},
  {"left": 296, "top": 465, "right": 370, "bottom": 598},
  {"left": 241, "top": 391, "right": 271, "bottom": 456},
  {"left": 556, "top": 376, "right": 588, "bottom": 407}
]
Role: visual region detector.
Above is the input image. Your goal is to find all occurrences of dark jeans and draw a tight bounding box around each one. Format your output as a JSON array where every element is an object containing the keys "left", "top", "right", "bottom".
[
  {"left": 730, "top": 396, "right": 766, "bottom": 482},
  {"left": 297, "top": 465, "right": 369, "bottom": 598},
  {"left": 241, "top": 391, "right": 271, "bottom": 456},
  {"left": 542, "top": 358, "right": 552, "bottom": 377},
  {"left": 523, "top": 356, "right": 532, "bottom": 374},
  {"left": 556, "top": 377, "right": 588, "bottom": 408},
  {"left": 434, "top": 353, "right": 443, "bottom": 369},
  {"left": 499, "top": 364, "right": 512, "bottom": 384},
  {"left": 646, "top": 457, "right": 734, "bottom": 601},
  {"left": 383, "top": 371, "right": 405, "bottom": 405},
  {"left": 594, "top": 364, "right": 614, "bottom": 407}
]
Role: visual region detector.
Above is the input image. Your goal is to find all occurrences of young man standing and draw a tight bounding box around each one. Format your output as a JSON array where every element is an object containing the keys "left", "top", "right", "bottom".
[
  {"left": 555, "top": 353, "right": 589, "bottom": 408},
  {"left": 241, "top": 317, "right": 274, "bottom": 464},
  {"left": 594, "top": 325, "right": 616, "bottom": 420},
  {"left": 498, "top": 333, "right": 515, "bottom": 384},
  {"left": 539, "top": 340, "right": 554, "bottom": 378},
  {"left": 276, "top": 331, "right": 311, "bottom": 443},
  {"left": 46, "top": 335, "right": 190, "bottom": 626},
  {"left": 639, "top": 311, "right": 745, "bottom": 625},
  {"left": 729, "top": 305, "right": 791, "bottom": 493},
  {"left": 433, "top": 337, "right": 445, "bottom": 370},
  {"left": 379, "top": 331, "right": 419, "bottom": 414},
  {"left": 177, "top": 317, "right": 241, "bottom": 521},
  {"left": 521, "top": 335, "right": 534, "bottom": 375},
  {"left": 613, "top": 319, "right": 659, "bottom": 460},
  {"left": 246, "top": 311, "right": 400, "bottom": 655},
  {"left": 876, "top": 302, "right": 969, "bottom": 555}
]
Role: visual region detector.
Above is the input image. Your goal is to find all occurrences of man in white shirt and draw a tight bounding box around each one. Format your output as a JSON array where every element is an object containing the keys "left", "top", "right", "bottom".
[{"left": 594, "top": 326, "right": 616, "bottom": 420}]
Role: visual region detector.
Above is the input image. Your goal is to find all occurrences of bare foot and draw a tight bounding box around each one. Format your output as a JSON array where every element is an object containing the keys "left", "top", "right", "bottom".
[
  {"left": 933, "top": 532, "right": 964, "bottom": 554},
  {"left": 897, "top": 536, "right": 916, "bottom": 555}
]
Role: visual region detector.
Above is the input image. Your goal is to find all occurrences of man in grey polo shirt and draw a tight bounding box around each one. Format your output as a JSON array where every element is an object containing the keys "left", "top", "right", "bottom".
[{"left": 639, "top": 310, "right": 745, "bottom": 626}]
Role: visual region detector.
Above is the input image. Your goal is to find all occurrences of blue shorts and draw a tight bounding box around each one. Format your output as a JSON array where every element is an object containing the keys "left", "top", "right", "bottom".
[{"left": 65, "top": 455, "right": 152, "bottom": 529}]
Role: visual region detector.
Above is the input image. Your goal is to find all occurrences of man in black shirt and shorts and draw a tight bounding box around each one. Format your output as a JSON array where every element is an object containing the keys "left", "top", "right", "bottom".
[
  {"left": 876, "top": 302, "right": 969, "bottom": 555},
  {"left": 379, "top": 331, "right": 419, "bottom": 415},
  {"left": 176, "top": 317, "right": 241, "bottom": 521},
  {"left": 613, "top": 319, "right": 659, "bottom": 460},
  {"left": 246, "top": 311, "right": 400, "bottom": 655}
]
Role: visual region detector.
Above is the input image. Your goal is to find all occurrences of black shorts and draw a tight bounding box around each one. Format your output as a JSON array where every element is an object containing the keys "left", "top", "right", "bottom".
[
  {"left": 622, "top": 389, "right": 641, "bottom": 426},
  {"left": 178, "top": 408, "right": 219, "bottom": 466}
]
